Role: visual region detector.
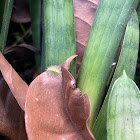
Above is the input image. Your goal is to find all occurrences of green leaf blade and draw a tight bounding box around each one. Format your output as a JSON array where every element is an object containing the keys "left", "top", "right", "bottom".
[
  {"left": 0, "top": 0, "right": 13, "bottom": 53},
  {"left": 29, "top": 0, "right": 41, "bottom": 67},
  {"left": 77, "top": 0, "right": 139, "bottom": 128},
  {"left": 107, "top": 71, "right": 140, "bottom": 140},
  {"left": 137, "top": 3, "right": 140, "bottom": 22},
  {"left": 93, "top": 10, "right": 139, "bottom": 140},
  {"left": 43, "top": 0, "right": 76, "bottom": 76}
]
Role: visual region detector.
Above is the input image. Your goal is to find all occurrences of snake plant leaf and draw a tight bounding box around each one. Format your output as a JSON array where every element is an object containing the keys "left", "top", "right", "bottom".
[
  {"left": 93, "top": 10, "right": 139, "bottom": 140},
  {"left": 43, "top": 0, "right": 76, "bottom": 77},
  {"left": 137, "top": 3, "right": 140, "bottom": 22},
  {"left": 0, "top": 0, "right": 13, "bottom": 53},
  {"left": 29, "top": 0, "right": 41, "bottom": 68},
  {"left": 107, "top": 71, "right": 140, "bottom": 140},
  {"left": 77, "top": 0, "right": 139, "bottom": 128}
]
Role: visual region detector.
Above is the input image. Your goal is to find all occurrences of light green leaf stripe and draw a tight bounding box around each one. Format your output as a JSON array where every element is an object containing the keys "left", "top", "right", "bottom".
[
  {"left": 93, "top": 11, "right": 139, "bottom": 140},
  {"left": 29, "top": 0, "right": 41, "bottom": 67},
  {"left": 0, "top": 0, "right": 13, "bottom": 53},
  {"left": 77, "top": 0, "right": 139, "bottom": 128},
  {"left": 43, "top": 0, "right": 76, "bottom": 76},
  {"left": 107, "top": 71, "right": 140, "bottom": 140}
]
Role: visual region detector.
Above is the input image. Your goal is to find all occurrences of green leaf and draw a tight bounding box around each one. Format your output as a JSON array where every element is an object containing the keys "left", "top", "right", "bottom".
[
  {"left": 41, "top": 0, "right": 46, "bottom": 73},
  {"left": 0, "top": 0, "right": 13, "bottom": 53},
  {"left": 137, "top": 3, "right": 140, "bottom": 22},
  {"left": 29, "top": 0, "right": 41, "bottom": 67},
  {"left": 107, "top": 71, "right": 140, "bottom": 140},
  {"left": 77, "top": 0, "right": 139, "bottom": 128},
  {"left": 42, "top": 0, "right": 76, "bottom": 77},
  {"left": 93, "top": 11, "right": 139, "bottom": 140},
  {"left": 0, "top": 1, "right": 5, "bottom": 29}
]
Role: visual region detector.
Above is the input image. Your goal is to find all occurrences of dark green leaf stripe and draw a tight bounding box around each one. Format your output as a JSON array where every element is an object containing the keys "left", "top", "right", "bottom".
[
  {"left": 0, "top": 0, "right": 13, "bottom": 53},
  {"left": 0, "top": 0, "right": 5, "bottom": 30},
  {"left": 107, "top": 71, "right": 140, "bottom": 140},
  {"left": 43, "top": 0, "right": 76, "bottom": 76},
  {"left": 77, "top": 0, "right": 139, "bottom": 128},
  {"left": 29, "top": 0, "right": 41, "bottom": 67},
  {"left": 137, "top": 3, "right": 140, "bottom": 22},
  {"left": 93, "top": 11, "right": 139, "bottom": 140},
  {"left": 41, "top": 0, "right": 46, "bottom": 73}
]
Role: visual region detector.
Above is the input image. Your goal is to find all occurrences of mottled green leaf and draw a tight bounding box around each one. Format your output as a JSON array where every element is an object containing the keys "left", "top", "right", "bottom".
[
  {"left": 43, "top": 0, "right": 76, "bottom": 76},
  {"left": 93, "top": 11, "right": 139, "bottom": 140},
  {"left": 77, "top": 0, "right": 139, "bottom": 128},
  {"left": 0, "top": 0, "right": 13, "bottom": 53},
  {"left": 107, "top": 71, "right": 140, "bottom": 140}
]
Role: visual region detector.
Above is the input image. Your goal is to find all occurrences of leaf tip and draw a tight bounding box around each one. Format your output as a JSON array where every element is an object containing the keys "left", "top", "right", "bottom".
[
  {"left": 122, "top": 70, "right": 128, "bottom": 78},
  {"left": 61, "top": 55, "right": 77, "bottom": 70}
]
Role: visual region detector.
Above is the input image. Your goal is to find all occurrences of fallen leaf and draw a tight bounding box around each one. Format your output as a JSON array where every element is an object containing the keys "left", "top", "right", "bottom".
[
  {"left": 0, "top": 72, "right": 27, "bottom": 140},
  {"left": 74, "top": 0, "right": 99, "bottom": 78},
  {"left": 0, "top": 53, "right": 95, "bottom": 140},
  {"left": 0, "top": 45, "right": 37, "bottom": 139}
]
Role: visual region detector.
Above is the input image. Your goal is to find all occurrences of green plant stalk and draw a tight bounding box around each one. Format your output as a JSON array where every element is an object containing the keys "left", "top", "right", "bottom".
[
  {"left": 77, "top": 0, "right": 139, "bottom": 128},
  {"left": 41, "top": 0, "right": 45, "bottom": 73},
  {"left": 93, "top": 11, "right": 139, "bottom": 140},
  {"left": 0, "top": 0, "right": 5, "bottom": 29},
  {"left": 43, "top": 0, "right": 76, "bottom": 76},
  {"left": 29, "top": 0, "right": 41, "bottom": 68},
  {"left": 137, "top": 2, "right": 140, "bottom": 43},
  {"left": 0, "top": 0, "right": 13, "bottom": 53},
  {"left": 137, "top": 2, "right": 140, "bottom": 22},
  {"left": 107, "top": 71, "right": 140, "bottom": 140}
]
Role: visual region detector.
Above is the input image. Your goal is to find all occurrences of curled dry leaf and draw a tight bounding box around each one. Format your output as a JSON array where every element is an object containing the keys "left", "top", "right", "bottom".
[
  {"left": 74, "top": 0, "right": 99, "bottom": 77},
  {"left": 0, "top": 45, "right": 37, "bottom": 139},
  {"left": 0, "top": 53, "right": 95, "bottom": 140},
  {"left": 11, "top": 0, "right": 30, "bottom": 23},
  {"left": 0, "top": 73, "right": 27, "bottom": 140}
]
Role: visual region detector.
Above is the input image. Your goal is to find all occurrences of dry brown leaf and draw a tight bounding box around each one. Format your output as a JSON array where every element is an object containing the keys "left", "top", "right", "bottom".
[
  {"left": 0, "top": 52, "right": 28, "bottom": 110},
  {"left": 74, "top": 0, "right": 99, "bottom": 77},
  {"left": 11, "top": 0, "right": 30, "bottom": 23},
  {"left": 0, "top": 45, "right": 37, "bottom": 139},
  {"left": 0, "top": 53, "right": 95, "bottom": 140},
  {"left": 0, "top": 72, "right": 27, "bottom": 140}
]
